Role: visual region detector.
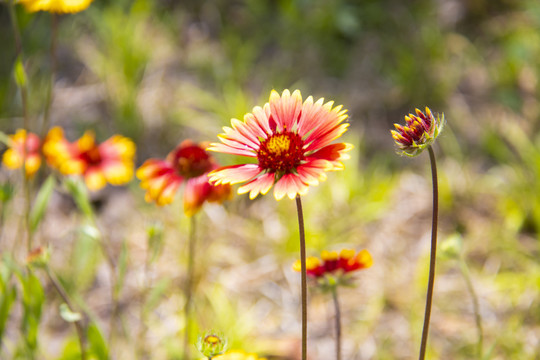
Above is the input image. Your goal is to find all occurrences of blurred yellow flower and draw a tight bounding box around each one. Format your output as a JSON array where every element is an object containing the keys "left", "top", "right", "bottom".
[
  {"left": 211, "top": 350, "right": 266, "bottom": 360},
  {"left": 44, "top": 127, "right": 135, "bottom": 191},
  {"left": 19, "top": 0, "right": 94, "bottom": 13},
  {"left": 1, "top": 129, "right": 42, "bottom": 177}
]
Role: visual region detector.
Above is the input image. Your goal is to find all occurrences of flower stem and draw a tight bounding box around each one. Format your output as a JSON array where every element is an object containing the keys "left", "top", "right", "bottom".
[
  {"left": 459, "top": 256, "right": 483, "bottom": 359},
  {"left": 7, "top": 0, "right": 33, "bottom": 253},
  {"left": 418, "top": 145, "right": 439, "bottom": 360},
  {"left": 40, "top": 13, "right": 58, "bottom": 138},
  {"left": 183, "top": 215, "right": 197, "bottom": 360},
  {"left": 45, "top": 266, "right": 87, "bottom": 360},
  {"left": 295, "top": 195, "right": 307, "bottom": 360},
  {"left": 331, "top": 287, "right": 342, "bottom": 360}
]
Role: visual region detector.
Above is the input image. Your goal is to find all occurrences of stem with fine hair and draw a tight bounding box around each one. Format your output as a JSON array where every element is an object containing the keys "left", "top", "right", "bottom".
[
  {"left": 45, "top": 266, "right": 87, "bottom": 360},
  {"left": 295, "top": 195, "right": 307, "bottom": 360},
  {"left": 183, "top": 215, "right": 197, "bottom": 360},
  {"left": 331, "top": 287, "right": 342, "bottom": 360},
  {"left": 418, "top": 145, "right": 439, "bottom": 360},
  {"left": 459, "top": 256, "right": 483, "bottom": 359}
]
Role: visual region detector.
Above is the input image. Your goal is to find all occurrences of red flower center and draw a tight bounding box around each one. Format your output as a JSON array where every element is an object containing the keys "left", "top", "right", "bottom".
[
  {"left": 257, "top": 131, "right": 304, "bottom": 173},
  {"left": 170, "top": 145, "right": 213, "bottom": 178},
  {"left": 80, "top": 146, "right": 102, "bottom": 166}
]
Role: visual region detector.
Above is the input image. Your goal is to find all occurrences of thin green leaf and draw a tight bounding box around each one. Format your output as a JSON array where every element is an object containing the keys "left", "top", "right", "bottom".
[
  {"left": 144, "top": 278, "right": 170, "bottom": 312},
  {"left": 29, "top": 175, "right": 55, "bottom": 234},
  {"left": 58, "top": 338, "right": 81, "bottom": 360},
  {"left": 72, "top": 226, "right": 101, "bottom": 291},
  {"left": 16, "top": 271, "right": 44, "bottom": 351},
  {"left": 87, "top": 323, "right": 109, "bottom": 360},
  {"left": 13, "top": 56, "right": 27, "bottom": 88},
  {"left": 147, "top": 222, "right": 164, "bottom": 263},
  {"left": 0, "top": 131, "right": 12, "bottom": 147},
  {"left": 0, "top": 265, "right": 16, "bottom": 341},
  {"left": 63, "top": 177, "right": 94, "bottom": 220}
]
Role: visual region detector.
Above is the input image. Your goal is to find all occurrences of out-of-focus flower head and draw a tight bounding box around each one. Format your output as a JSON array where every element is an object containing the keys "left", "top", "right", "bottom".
[
  {"left": 391, "top": 107, "right": 444, "bottom": 157},
  {"left": 19, "top": 0, "right": 94, "bottom": 13},
  {"left": 196, "top": 331, "right": 228, "bottom": 359},
  {"left": 293, "top": 249, "right": 373, "bottom": 289},
  {"left": 43, "top": 127, "right": 135, "bottom": 191},
  {"left": 208, "top": 89, "right": 353, "bottom": 200},
  {"left": 209, "top": 350, "right": 267, "bottom": 360},
  {"left": 136, "top": 140, "right": 232, "bottom": 215},
  {"left": 26, "top": 246, "right": 50, "bottom": 268},
  {"left": 2, "top": 129, "right": 42, "bottom": 177}
]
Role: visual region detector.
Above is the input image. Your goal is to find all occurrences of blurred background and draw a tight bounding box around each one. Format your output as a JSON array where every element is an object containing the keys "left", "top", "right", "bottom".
[{"left": 1, "top": 0, "right": 540, "bottom": 359}]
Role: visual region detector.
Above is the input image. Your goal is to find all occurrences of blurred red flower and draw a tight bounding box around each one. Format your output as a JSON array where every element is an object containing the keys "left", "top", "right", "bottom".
[{"left": 137, "top": 140, "right": 232, "bottom": 215}]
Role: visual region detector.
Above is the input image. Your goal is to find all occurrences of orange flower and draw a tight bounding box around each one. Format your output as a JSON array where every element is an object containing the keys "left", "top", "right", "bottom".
[
  {"left": 1, "top": 129, "right": 42, "bottom": 177},
  {"left": 391, "top": 107, "right": 444, "bottom": 156},
  {"left": 136, "top": 140, "right": 232, "bottom": 215},
  {"left": 43, "top": 127, "right": 135, "bottom": 191},
  {"left": 293, "top": 249, "right": 373, "bottom": 279},
  {"left": 208, "top": 89, "right": 353, "bottom": 200}
]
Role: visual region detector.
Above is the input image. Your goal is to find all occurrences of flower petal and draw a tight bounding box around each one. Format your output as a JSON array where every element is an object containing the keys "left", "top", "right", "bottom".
[
  {"left": 273, "top": 173, "right": 309, "bottom": 200},
  {"left": 207, "top": 141, "right": 257, "bottom": 157},
  {"left": 296, "top": 159, "right": 333, "bottom": 186},
  {"left": 238, "top": 172, "right": 275, "bottom": 199},
  {"left": 208, "top": 164, "right": 261, "bottom": 185},
  {"left": 269, "top": 89, "right": 303, "bottom": 132},
  {"left": 183, "top": 176, "right": 211, "bottom": 216},
  {"left": 308, "top": 143, "right": 353, "bottom": 169},
  {"left": 84, "top": 168, "right": 107, "bottom": 191}
]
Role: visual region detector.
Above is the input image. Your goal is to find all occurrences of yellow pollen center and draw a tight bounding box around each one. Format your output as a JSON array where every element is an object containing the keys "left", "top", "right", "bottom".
[
  {"left": 266, "top": 134, "right": 291, "bottom": 155},
  {"left": 205, "top": 335, "right": 220, "bottom": 345}
]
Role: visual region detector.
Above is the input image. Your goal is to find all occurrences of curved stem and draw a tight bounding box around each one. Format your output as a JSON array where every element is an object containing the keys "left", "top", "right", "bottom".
[
  {"left": 295, "top": 195, "right": 307, "bottom": 360},
  {"left": 459, "top": 257, "right": 483, "bottom": 359},
  {"left": 418, "top": 145, "right": 439, "bottom": 360},
  {"left": 331, "top": 287, "right": 342, "bottom": 360},
  {"left": 183, "top": 215, "right": 197, "bottom": 360},
  {"left": 45, "top": 266, "right": 87, "bottom": 360}
]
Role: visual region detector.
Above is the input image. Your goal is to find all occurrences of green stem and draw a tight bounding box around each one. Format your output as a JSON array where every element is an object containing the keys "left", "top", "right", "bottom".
[
  {"left": 331, "top": 287, "right": 341, "bottom": 360},
  {"left": 295, "top": 195, "right": 307, "bottom": 360},
  {"left": 459, "top": 256, "right": 483, "bottom": 359},
  {"left": 40, "top": 13, "right": 58, "bottom": 138},
  {"left": 7, "top": 0, "right": 33, "bottom": 252},
  {"left": 137, "top": 235, "right": 153, "bottom": 360},
  {"left": 7, "top": 0, "right": 23, "bottom": 56},
  {"left": 45, "top": 266, "right": 87, "bottom": 360},
  {"left": 184, "top": 215, "right": 197, "bottom": 360},
  {"left": 418, "top": 145, "right": 439, "bottom": 360}
]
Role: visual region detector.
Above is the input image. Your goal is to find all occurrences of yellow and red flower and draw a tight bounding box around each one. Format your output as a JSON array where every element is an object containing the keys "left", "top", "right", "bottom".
[
  {"left": 43, "top": 127, "right": 135, "bottom": 191},
  {"left": 391, "top": 107, "right": 444, "bottom": 157},
  {"left": 208, "top": 89, "right": 353, "bottom": 200},
  {"left": 19, "top": 0, "right": 94, "bottom": 13},
  {"left": 1, "top": 129, "right": 42, "bottom": 177},
  {"left": 293, "top": 249, "right": 373, "bottom": 280},
  {"left": 136, "top": 140, "right": 232, "bottom": 215}
]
